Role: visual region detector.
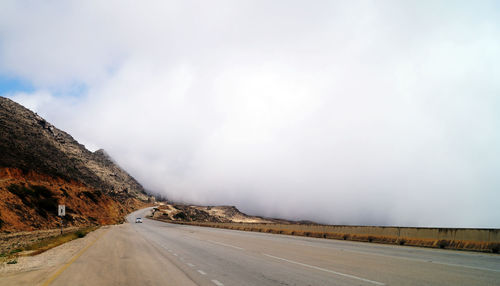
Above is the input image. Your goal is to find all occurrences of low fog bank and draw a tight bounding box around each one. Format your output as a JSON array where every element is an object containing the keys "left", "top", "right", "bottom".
[{"left": 2, "top": 1, "right": 500, "bottom": 227}]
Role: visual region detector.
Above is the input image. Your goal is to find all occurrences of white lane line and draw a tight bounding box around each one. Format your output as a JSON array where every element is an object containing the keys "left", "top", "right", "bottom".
[
  {"left": 207, "top": 240, "right": 244, "bottom": 250},
  {"left": 340, "top": 249, "right": 500, "bottom": 273},
  {"left": 211, "top": 279, "right": 224, "bottom": 286},
  {"left": 173, "top": 253, "right": 178, "bottom": 256},
  {"left": 197, "top": 270, "right": 207, "bottom": 275},
  {"left": 288, "top": 241, "right": 500, "bottom": 273},
  {"left": 263, "top": 253, "right": 385, "bottom": 286},
  {"left": 187, "top": 263, "right": 195, "bottom": 267},
  {"left": 431, "top": 261, "right": 500, "bottom": 273}
]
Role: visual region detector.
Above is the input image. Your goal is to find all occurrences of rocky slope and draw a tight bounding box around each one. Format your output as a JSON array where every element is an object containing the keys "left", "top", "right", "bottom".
[
  {"left": 0, "top": 97, "right": 147, "bottom": 199},
  {"left": 0, "top": 96, "right": 149, "bottom": 232},
  {"left": 152, "top": 204, "right": 275, "bottom": 223}
]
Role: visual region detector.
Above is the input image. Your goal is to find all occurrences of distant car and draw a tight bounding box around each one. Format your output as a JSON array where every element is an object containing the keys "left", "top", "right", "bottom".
[{"left": 135, "top": 217, "right": 143, "bottom": 223}]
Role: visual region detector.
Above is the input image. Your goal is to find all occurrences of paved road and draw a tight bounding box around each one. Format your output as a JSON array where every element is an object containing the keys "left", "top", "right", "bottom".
[{"left": 45, "top": 208, "right": 500, "bottom": 285}]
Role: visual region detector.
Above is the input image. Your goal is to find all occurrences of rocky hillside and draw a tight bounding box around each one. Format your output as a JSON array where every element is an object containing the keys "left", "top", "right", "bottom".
[
  {"left": 152, "top": 204, "right": 275, "bottom": 223},
  {"left": 0, "top": 97, "right": 147, "bottom": 199},
  {"left": 0, "top": 96, "right": 150, "bottom": 232}
]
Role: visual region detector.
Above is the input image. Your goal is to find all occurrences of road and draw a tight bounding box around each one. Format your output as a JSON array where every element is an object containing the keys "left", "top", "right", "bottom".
[{"left": 14, "top": 208, "right": 500, "bottom": 285}]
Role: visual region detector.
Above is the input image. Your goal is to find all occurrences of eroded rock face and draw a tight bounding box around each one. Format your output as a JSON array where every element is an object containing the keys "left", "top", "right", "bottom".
[
  {"left": 0, "top": 168, "right": 145, "bottom": 232},
  {"left": 0, "top": 96, "right": 147, "bottom": 200}
]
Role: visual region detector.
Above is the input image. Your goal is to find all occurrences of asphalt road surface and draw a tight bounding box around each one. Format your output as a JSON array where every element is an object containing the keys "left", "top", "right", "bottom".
[{"left": 32, "top": 208, "right": 500, "bottom": 285}]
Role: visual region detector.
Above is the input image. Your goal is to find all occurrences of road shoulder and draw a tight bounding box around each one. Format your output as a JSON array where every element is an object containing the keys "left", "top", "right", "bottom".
[{"left": 0, "top": 225, "right": 110, "bottom": 286}]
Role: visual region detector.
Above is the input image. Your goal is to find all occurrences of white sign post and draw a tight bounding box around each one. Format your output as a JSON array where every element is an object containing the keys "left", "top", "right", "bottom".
[
  {"left": 58, "top": 205, "right": 65, "bottom": 216},
  {"left": 58, "top": 205, "right": 65, "bottom": 235}
]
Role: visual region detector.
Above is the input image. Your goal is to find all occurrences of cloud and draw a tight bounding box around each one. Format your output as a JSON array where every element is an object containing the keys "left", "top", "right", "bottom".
[{"left": 2, "top": 1, "right": 500, "bottom": 227}]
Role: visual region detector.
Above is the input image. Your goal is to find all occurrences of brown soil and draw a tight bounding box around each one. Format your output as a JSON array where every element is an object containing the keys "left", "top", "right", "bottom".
[{"left": 0, "top": 167, "right": 145, "bottom": 233}]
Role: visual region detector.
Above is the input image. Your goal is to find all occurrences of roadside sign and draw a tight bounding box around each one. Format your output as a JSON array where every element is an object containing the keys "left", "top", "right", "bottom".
[{"left": 58, "top": 205, "right": 65, "bottom": 216}]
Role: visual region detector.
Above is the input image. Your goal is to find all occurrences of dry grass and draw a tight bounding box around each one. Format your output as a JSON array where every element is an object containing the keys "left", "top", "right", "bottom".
[
  {"left": 155, "top": 218, "right": 500, "bottom": 253},
  {"left": 25, "top": 226, "right": 98, "bottom": 256},
  {"left": 0, "top": 226, "right": 99, "bottom": 259}
]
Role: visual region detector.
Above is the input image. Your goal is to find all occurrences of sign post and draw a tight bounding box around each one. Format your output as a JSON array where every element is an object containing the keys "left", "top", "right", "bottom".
[{"left": 58, "top": 205, "right": 65, "bottom": 235}]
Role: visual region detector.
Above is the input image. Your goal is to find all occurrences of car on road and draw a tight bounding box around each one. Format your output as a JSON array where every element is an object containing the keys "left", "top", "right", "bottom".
[{"left": 135, "top": 217, "right": 143, "bottom": 223}]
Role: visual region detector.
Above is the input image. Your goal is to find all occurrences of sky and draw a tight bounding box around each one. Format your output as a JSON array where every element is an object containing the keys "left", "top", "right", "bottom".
[{"left": 1, "top": 0, "right": 499, "bottom": 227}]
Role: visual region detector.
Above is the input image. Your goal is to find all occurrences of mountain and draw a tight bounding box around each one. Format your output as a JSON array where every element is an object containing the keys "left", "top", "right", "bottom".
[{"left": 0, "top": 96, "right": 150, "bottom": 232}]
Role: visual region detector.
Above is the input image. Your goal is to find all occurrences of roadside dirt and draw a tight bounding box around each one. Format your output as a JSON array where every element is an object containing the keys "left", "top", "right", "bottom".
[
  {"left": 0, "top": 226, "right": 81, "bottom": 254},
  {"left": 0, "top": 226, "right": 109, "bottom": 285}
]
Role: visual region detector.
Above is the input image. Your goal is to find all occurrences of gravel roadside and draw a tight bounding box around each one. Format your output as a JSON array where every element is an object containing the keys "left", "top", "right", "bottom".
[{"left": 0, "top": 225, "right": 109, "bottom": 285}]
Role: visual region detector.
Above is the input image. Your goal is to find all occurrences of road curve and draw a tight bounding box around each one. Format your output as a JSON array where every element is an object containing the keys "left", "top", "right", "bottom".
[{"left": 13, "top": 208, "right": 500, "bottom": 285}]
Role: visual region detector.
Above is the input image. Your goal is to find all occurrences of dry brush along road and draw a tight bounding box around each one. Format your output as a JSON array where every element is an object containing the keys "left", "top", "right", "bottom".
[{"left": 1, "top": 208, "right": 499, "bottom": 286}]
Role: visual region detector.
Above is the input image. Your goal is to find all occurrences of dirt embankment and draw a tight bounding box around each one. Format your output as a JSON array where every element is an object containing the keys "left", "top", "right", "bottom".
[{"left": 0, "top": 167, "right": 145, "bottom": 233}]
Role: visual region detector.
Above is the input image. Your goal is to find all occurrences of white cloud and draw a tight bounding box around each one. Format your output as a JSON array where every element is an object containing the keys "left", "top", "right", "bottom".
[
  {"left": 2, "top": 0, "right": 500, "bottom": 227},
  {"left": 4, "top": 90, "right": 54, "bottom": 112}
]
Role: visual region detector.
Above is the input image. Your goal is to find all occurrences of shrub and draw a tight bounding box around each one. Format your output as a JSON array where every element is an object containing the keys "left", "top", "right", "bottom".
[
  {"left": 438, "top": 240, "right": 449, "bottom": 249},
  {"left": 75, "top": 230, "right": 86, "bottom": 238},
  {"left": 31, "top": 185, "right": 54, "bottom": 198},
  {"left": 491, "top": 243, "right": 499, "bottom": 254},
  {"left": 7, "top": 184, "right": 58, "bottom": 217},
  {"left": 82, "top": 191, "right": 99, "bottom": 203},
  {"left": 37, "top": 197, "right": 58, "bottom": 213},
  {"left": 10, "top": 249, "right": 22, "bottom": 254},
  {"left": 7, "top": 184, "right": 36, "bottom": 206},
  {"left": 173, "top": 212, "right": 187, "bottom": 220},
  {"left": 7, "top": 260, "right": 17, "bottom": 264},
  {"left": 64, "top": 206, "right": 75, "bottom": 215},
  {"left": 60, "top": 188, "right": 69, "bottom": 197},
  {"left": 7, "top": 184, "right": 34, "bottom": 197}
]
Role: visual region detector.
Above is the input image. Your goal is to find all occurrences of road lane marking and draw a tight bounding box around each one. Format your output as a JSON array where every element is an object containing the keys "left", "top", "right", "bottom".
[
  {"left": 187, "top": 263, "right": 195, "bottom": 267},
  {"left": 207, "top": 240, "right": 244, "bottom": 250},
  {"left": 263, "top": 253, "right": 385, "bottom": 285},
  {"left": 41, "top": 228, "right": 109, "bottom": 286},
  {"left": 173, "top": 253, "right": 178, "bottom": 256},
  {"left": 287, "top": 241, "right": 500, "bottom": 273},
  {"left": 211, "top": 279, "right": 224, "bottom": 286},
  {"left": 338, "top": 249, "right": 500, "bottom": 273},
  {"left": 431, "top": 261, "right": 500, "bottom": 273},
  {"left": 197, "top": 270, "right": 207, "bottom": 275}
]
